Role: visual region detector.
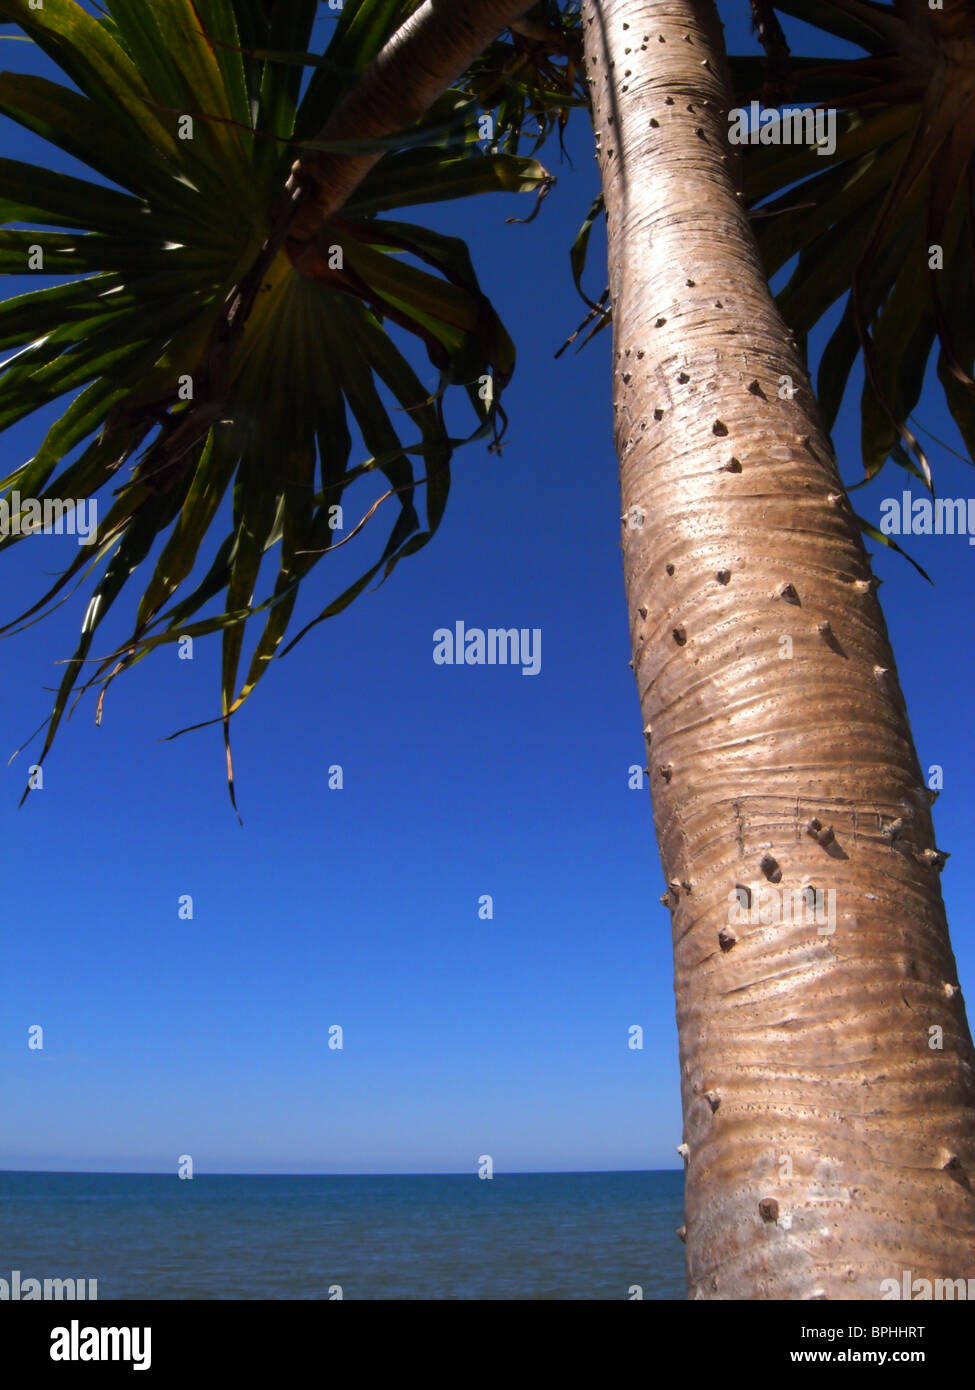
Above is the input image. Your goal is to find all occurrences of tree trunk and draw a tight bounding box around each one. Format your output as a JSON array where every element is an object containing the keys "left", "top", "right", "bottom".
[
  {"left": 287, "top": 0, "right": 535, "bottom": 246},
  {"left": 581, "top": 0, "right": 975, "bottom": 1298}
]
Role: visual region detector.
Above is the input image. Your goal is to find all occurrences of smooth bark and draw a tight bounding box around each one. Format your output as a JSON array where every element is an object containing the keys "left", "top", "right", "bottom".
[
  {"left": 582, "top": 0, "right": 975, "bottom": 1298},
  {"left": 286, "top": 0, "right": 536, "bottom": 249}
]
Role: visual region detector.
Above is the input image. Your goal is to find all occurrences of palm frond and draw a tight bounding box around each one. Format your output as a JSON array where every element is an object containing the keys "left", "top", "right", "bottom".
[{"left": 0, "top": 0, "right": 547, "bottom": 808}]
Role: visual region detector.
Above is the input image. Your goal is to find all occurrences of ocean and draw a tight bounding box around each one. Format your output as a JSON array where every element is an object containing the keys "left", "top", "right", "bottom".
[{"left": 0, "top": 1170, "right": 686, "bottom": 1300}]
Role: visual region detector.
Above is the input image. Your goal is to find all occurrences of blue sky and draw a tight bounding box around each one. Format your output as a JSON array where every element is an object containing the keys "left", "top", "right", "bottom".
[{"left": 1, "top": 4, "right": 973, "bottom": 1175}]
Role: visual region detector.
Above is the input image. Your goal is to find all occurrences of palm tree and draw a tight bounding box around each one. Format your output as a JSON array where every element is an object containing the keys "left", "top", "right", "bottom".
[
  {"left": 582, "top": 0, "right": 975, "bottom": 1300},
  {"left": 1, "top": 0, "right": 973, "bottom": 1298}
]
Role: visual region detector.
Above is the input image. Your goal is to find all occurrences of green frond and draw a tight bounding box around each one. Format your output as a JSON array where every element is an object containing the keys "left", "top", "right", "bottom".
[{"left": 0, "top": 0, "right": 545, "bottom": 807}]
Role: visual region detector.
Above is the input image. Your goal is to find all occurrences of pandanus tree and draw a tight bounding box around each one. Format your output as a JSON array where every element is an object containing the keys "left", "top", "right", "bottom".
[
  {"left": 581, "top": 0, "right": 975, "bottom": 1299},
  {"left": 1, "top": 0, "right": 973, "bottom": 1298}
]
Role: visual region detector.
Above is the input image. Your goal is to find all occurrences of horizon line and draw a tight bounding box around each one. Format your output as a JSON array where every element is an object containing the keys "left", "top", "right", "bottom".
[{"left": 0, "top": 1166, "right": 685, "bottom": 1178}]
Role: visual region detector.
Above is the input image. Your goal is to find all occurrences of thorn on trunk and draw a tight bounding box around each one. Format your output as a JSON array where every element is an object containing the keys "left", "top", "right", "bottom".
[
  {"left": 779, "top": 583, "right": 800, "bottom": 605},
  {"left": 758, "top": 1198, "right": 779, "bottom": 1223},
  {"left": 718, "top": 926, "right": 737, "bottom": 952},
  {"left": 760, "top": 854, "right": 782, "bottom": 883},
  {"left": 805, "top": 818, "right": 835, "bottom": 847},
  {"left": 818, "top": 620, "right": 844, "bottom": 654}
]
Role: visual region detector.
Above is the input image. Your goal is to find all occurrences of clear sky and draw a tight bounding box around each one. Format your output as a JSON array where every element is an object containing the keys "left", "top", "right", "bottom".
[{"left": 2, "top": 4, "right": 972, "bottom": 1175}]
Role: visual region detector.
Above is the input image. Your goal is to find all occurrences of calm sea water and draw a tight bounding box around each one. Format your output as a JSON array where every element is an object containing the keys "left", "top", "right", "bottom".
[{"left": 0, "top": 1170, "right": 686, "bottom": 1300}]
